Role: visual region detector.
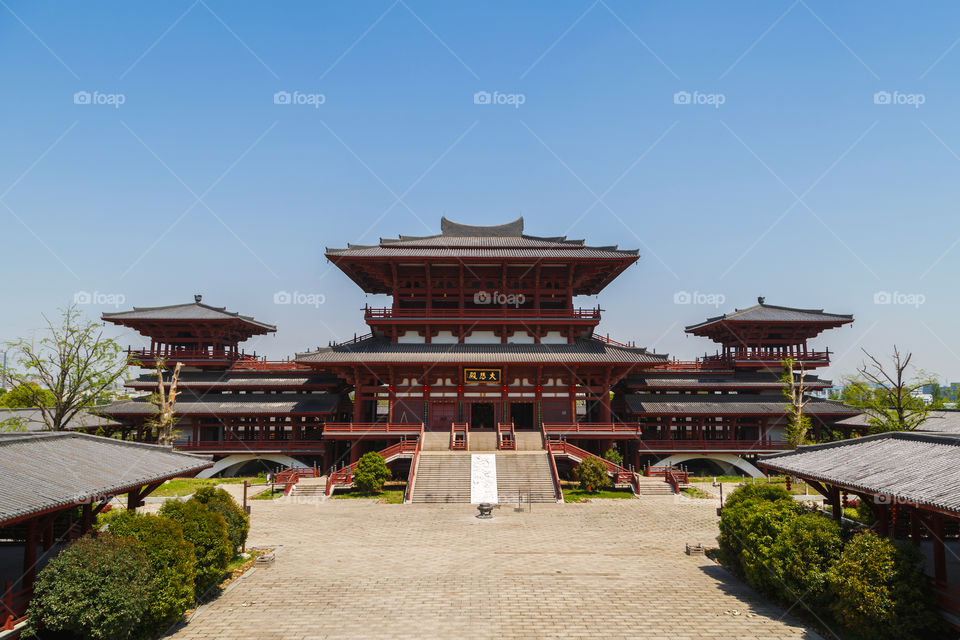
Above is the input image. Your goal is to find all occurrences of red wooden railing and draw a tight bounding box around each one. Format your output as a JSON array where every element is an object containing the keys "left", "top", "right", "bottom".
[
  {"left": 175, "top": 440, "right": 325, "bottom": 453},
  {"left": 543, "top": 422, "right": 643, "bottom": 435},
  {"left": 497, "top": 422, "right": 516, "bottom": 450},
  {"left": 365, "top": 307, "right": 601, "bottom": 320},
  {"left": 230, "top": 359, "right": 312, "bottom": 371},
  {"left": 590, "top": 332, "right": 636, "bottom": 348},
  {"left": 933, "top": 580, "right": 960, "bottom": 621},
  {"left": 1, "top": 581, "right": 30, "bottom": 631},
  {"left": 325, "top": 432, "right": 422, "bottom": 496},
  {"left": 323, "top": 423, "right": 425, "bottom": 435},
  {"left": 547, "top": 440, "right": 638, "bottom": 494},
  {"left": 638, "top": 439, "right": 789, "bottom": 452},
  {"left": 275, "top": 467, "right": 319, "bottom": 495},
  {"left": 540, "top": 423, "right": 564, "bottom": 502},
  {"left": 127, "top": 347, "right": 258, "bottom": 362},
  {"left": 330, "top": 333, "right": 374, "bottom": 347},
  {"left": 450, "top": 422, "right": 468, "bottom": 450},
  {"left": 404, "top": 424, "right": 426, "bottom": 503},
  {"left": 701, "top": 351, "right": 830, "bottom": 365}
]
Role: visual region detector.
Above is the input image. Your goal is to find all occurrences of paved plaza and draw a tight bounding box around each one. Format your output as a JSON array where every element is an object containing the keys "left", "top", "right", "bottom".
[{"left": 168, "top": 495, "right": 821, "bottom": 640}]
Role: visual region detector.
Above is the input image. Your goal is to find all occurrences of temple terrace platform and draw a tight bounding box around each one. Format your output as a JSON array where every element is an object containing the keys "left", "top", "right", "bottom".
[{"left": 168, "top": 497, "right": 820, "bottom": 640}]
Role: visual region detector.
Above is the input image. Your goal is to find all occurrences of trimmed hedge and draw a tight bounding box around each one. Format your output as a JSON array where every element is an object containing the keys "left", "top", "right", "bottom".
[
  {"left": 719, "top": 483, "right": 945, "bottom": 639},
  {"left": 159, "top": 499, "right": 232, "bottom": 598},
  {"left": 108, "top": 511, "right": 196, "bottom": 631},
  {"left": 829, "top": 531, "right": 943, "bottom": 640},
  {"left": 27, "top": 534, "right": 154, "bottom": 640},
  {"left": 192, "top": 486, "right": 250, "bottom": 552},
  {"left": 769, "top": 513, "right": 842, "bottom": 608}
]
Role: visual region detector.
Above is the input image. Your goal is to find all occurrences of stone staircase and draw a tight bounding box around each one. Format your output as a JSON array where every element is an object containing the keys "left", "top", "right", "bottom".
[
  {"left": 290, "top": 477, "right": 327, "bottom": 498},
  {"left": 496, "top": 452, "right": 557, "bottom": 503},
  {"left": 634, "top": 475, "right": 676, "bottom": 496},
  {"left": 409, "top": 453, "right": 472, "bottom": 503}
]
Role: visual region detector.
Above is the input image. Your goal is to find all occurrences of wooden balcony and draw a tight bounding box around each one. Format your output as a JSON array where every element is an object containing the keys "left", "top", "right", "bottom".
[
  {"left": 700, "top": 350, "right": 831, "bottom": 367},
  {"left": 322, "top": 422, "right": 425, "bottom": 439},
  {"left": 364, "top": 307, "right": 601, "bottom": 320},
  {"left": 127, "top": 348, "right": 257, "bottom": 364}
]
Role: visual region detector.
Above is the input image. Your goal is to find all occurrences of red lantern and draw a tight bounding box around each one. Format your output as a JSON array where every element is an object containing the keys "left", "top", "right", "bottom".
[
  {"left": 841, "top": 492, "right": 848, "bottom": 508},
  {"left": 422, "top": 385, "right": 430, "bottom": 393},
  {"left": 456, "top": 385, "right": 463, "bottom": 393},
  {"left": 501, "top": 385, "right": 508, "bottom": 393},
  {"left": 785, "top": 477, "right": 791, "bottom": 491},
  {"left": 388, "top": 385, "right": 395, "bottom": 392}
]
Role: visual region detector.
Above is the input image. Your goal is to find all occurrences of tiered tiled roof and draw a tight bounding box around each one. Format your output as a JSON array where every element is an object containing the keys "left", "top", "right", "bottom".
[{"left": 623, "top": 393, "right": 856, "bottom": 416}]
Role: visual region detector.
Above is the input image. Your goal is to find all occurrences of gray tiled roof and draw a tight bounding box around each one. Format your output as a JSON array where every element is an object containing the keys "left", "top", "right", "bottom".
[
  {"left": 102, "top": 392, "right": 338, "bottom": 416},
  {"left": 0, "top": 432, "right": 211, "bottom": 526},
  {"left": 296, "top": 338, "right": 668, "bottom": 365},
  {"left": 126, "top": 371, "right": 342, "bottom": 389},
  {"left": 759, "top": 431, "right": 960, "bottom": 515},
  {"left": 103, "top": 302, "right": 276, "bottom": 331},
  {"left": 0, "top": 407, "right": 120, "bottom": 432},
  {"left": 626, "top": 372, "right": 831, "bottom": 389},
  {"left": 623, "top": 393, "right": 857, "bottom": 416},
  {"left": 685, "top": 302, "right": 853, "bottom": 332},
  {"left": 326, "top": 216, "right": 637, "bottom": 257},
  {"left": 836, "top": 409, "right": 960, "bottom": 434}
]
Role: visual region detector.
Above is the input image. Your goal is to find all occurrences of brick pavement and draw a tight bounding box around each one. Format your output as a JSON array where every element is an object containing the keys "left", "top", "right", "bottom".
[{"left": 167, "top": 495, "right": 823, "bottom": 640}]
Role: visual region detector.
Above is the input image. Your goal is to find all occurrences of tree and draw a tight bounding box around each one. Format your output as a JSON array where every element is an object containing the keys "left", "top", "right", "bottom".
[
  {"left": 846, "top": 347, "right": 934, "bottom": 433},
  {"left": 575, "top": 456, "right": 611, "bottom": 493},
  {"left": 603, "top": 445, "right": 623, "bottom": 467},
  {"left": 145, "top": 357, "right": 183, "bottom": 446},
  {"left": 0, "top": 382, "right": 55, "bottom": 408},
  {"left": 780, "top": 358, "right": 812, "bottom": 448},
  {"left": 5, "top": 306, "right": 128, "bottom": 430},
  {"left": 353, "top": 451, "right": 391, "bottom": 494}
]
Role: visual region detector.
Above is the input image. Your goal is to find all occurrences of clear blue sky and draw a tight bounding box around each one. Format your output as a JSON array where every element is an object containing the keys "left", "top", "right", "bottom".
[{"left": 2, "top": 1, "right": 960, "bottom": 382}]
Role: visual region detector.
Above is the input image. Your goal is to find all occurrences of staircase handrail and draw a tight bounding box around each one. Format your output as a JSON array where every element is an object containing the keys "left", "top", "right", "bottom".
[
  {"left": 404, "top": 423, "right": 426, "bottom": 503},
  {"left": 325, "top": 433, "right": 421, "bottom": 496},
  {"left": 497, "top": 422, "right": 516, "bottom": 450},
  {"left": 547, "top": 439, "right": 639, "bottom": 495},
  {"left": 540, "top": 423, "right": 564, "bottom": 502},
  {"left": 450, "top": 421, "right": 468, "bottom": 450}
]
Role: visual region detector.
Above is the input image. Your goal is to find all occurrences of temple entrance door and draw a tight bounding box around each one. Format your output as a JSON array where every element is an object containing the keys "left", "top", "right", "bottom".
[
  {"left": 470, "top": 402, "right": 496, "bottom": 429},
  {"left": 430, "top": 401, "right": 456, "bottom": 431},
  {"left": 510, "top": 402, "right": 534, "bottom": 429}
]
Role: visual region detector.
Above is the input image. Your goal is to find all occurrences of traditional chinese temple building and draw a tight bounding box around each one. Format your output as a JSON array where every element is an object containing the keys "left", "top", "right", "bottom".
[{"left": 101, "top": 217, "right": 860, "bottom": 498}]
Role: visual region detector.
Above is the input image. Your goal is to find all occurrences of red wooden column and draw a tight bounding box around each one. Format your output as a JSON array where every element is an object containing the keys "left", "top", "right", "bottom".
[
  {"left": 352, "top": 368, "right": 363, "bottom": 423},
  {"left": 422, "top": 367, "right": 431, "bottom": 429},
  {"left": 568, "top": 374, "right": 577, "bottom": 423},
  {"left": 910, "top": 507, "right": 922, "bottom": 546},
  {"left": 599, "top": 371, "right": 611, "bottom": 423},
  {"left": 22, "top": 519, "right": 38, "bottom": 590},
  {"left": 933, "top": 514, "right": 947, "bottom": 581}
]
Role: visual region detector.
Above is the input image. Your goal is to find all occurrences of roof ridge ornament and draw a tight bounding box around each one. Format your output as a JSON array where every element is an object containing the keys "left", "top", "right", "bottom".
[{"left": 439, "top": 216, "right": 524, "bottom": 237}]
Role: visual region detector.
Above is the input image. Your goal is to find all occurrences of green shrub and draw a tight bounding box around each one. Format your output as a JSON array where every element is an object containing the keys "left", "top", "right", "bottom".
[
  {"left": 108, "top": 511, "right": 196, "bottom": 631},
  {"left": 723, "top": 482, "right": 793, "bottom": 510},
  {"left": 27, "top": 534, "right": 153, "bottom": 640},
  {"left": 159, "top": 500, "right": 231, "bottom": 598},
  {"left": 352, "top": 452, "right": 391, "bottom": 494},
  {"left": 768, "top": 513, "right": 842, "bottom": 608},
  {"left": 718, "top": 486, "right": 798, "bottom": 575},
  {"left": 828, "top": 531, "right": 943, "bottom": 640},
  {"left": 575, "top": 456, "right": 611, "bottom": 493},
  {"left": 603, "top": 447, "right": 623, "bottom": 467},
  {"left": 192, "top": 486, "right": 249, "bottom": 552},
  {"left": 736, "top": 499, "right": 804, "bottom": 596}
]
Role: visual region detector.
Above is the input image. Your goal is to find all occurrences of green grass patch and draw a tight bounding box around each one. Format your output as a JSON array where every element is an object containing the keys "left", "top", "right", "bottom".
[
  {"left": 562, "top": 488, "right": 635, "bottom": 502},
  {"left": 150, "top": 477, "right": 265, "bottom": 497},
  {"left": 682, "top": 486, "right": 712, "bottom": 499},
  {"left": 251, "top": 488, "right": 285, "bottom": 500},
  {"left": 332, "top": 488, "right": 405, "bottom": 504}
]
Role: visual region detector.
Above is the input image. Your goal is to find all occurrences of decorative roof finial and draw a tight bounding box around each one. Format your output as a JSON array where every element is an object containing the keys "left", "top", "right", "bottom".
[
  {"left": 194, "top": 294, "right": 202, "bottom": 303},
  {"left": 758, "top": 296, "right": 765, "bottom": 304}
]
